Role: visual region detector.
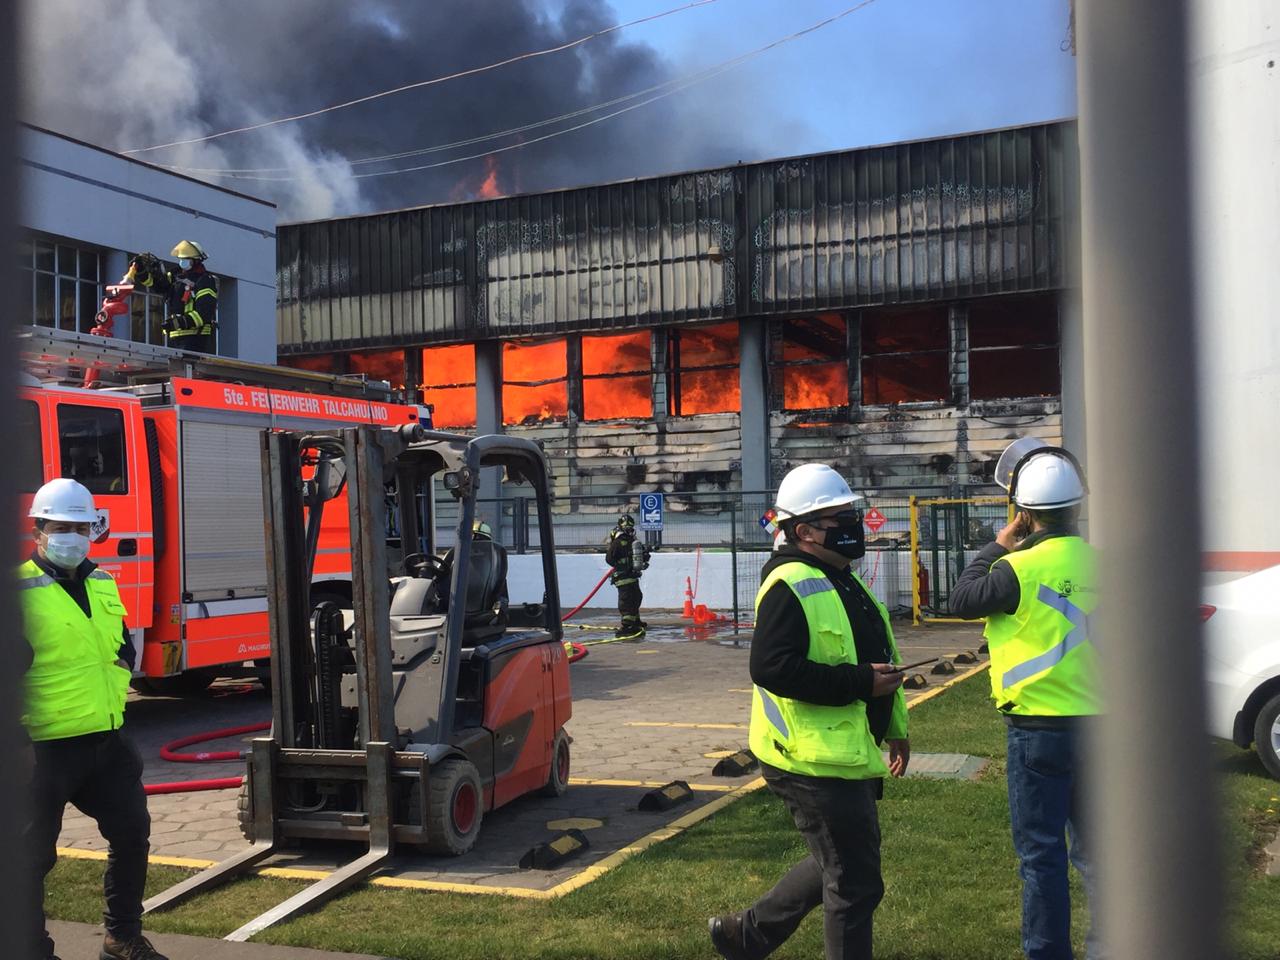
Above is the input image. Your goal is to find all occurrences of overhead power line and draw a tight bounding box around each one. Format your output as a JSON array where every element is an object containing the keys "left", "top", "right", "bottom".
[
  {"left": 124, "top": 0, "right": 723, "bottom": 155},
  {"left": 199, "top": 0, "right": 882, "bottom": 184},
  {"left": 163, "top": 55, "right": 749, "bottom": 175}
]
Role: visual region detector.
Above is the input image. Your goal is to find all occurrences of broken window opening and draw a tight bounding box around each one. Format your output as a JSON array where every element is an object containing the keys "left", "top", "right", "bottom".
[
  {"left": 861, "top": 305, "right": 950, "bottom": 404},
  {"left": 422, "top": 344, "right": 477, "bottom": 428},
  {"left": 278, "top": 354, "right": 339, "bottom": 374},
  {"left": 967, "top": 293, "right": 1061, "bottom": 400},
  {"left": 582, "top": 331, "right": 652, "bottom": 421},
  {"left": 346, "top": 349, "right": 408, "bottom": 392},
  {"left": 667, "top": 322, "right": 740, "bottom": 416},
  {"left": 503, "top": 338, "right": 568, "bottom": 426},
  {"left": 772, "top": 312, "right": 850, "bottom": 411}
]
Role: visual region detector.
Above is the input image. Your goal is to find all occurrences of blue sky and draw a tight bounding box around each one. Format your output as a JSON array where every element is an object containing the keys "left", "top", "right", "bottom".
[{"left": 594, "top": 0, "right": 1077, "bottom": 156}]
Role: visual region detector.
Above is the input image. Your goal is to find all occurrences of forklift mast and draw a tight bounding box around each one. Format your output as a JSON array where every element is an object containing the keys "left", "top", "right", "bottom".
[{"left": 145, "top": 422, "right": 569, "bottom": 940}]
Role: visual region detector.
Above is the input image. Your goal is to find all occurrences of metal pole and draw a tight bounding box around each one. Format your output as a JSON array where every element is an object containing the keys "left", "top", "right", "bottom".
[
  {"left": 4, "top": 5, "right": 31, "bottom": 948},
  {"left": 730, "top": 499, "right": 739, "bottom": 634},
  {"left": 1076, "top": 2, "right": 1220, "bottom": 958}
]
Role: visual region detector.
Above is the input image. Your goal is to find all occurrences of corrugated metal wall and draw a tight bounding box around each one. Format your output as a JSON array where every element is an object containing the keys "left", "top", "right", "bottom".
[{"left": 277, "top": 121, "right": 1075, "bottom": 352}]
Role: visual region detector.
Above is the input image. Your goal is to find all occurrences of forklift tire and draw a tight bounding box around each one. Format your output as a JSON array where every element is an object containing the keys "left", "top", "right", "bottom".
[
  {"left": 539, "top": 728, "right": 571, "bottom": 798},
  {"left": 424, "top": 758, "right": 483, "bottom": 856},
  {"left": 236, "top": 774, "right": 254, "bottom": 843}
]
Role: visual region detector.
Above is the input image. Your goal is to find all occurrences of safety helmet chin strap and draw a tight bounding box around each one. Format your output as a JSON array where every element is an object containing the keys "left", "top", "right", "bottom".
[{"left": 1008, "top": 446, "right": 1089, "bottom": 505}]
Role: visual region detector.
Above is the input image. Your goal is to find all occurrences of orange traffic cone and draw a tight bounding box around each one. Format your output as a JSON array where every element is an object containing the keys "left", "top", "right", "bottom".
[
  {"left": 682, "top": 577, "right": 695, "bottom": 619},
  {"left": 693, "top": 603, "right": 712, "bottom": 625}
]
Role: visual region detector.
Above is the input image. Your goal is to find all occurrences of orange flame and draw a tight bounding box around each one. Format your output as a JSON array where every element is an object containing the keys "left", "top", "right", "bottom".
[
  {"left": 478, "top": 156, "right": 502, "bottom": 200},
  {"left": 503, "top": 339, "right": 567, "bottom": 425},
  {"left": 421, "top": 344, "right": 477, "bottom": 428},
  {"left": 783, "top": 361, "right": 847, "bottom": 410},
  {"left": 583, "top": 331, "right": 651, "bottom": 420},
  {"left": 670, "top": 323, "right": 740, "bottom": 415}
]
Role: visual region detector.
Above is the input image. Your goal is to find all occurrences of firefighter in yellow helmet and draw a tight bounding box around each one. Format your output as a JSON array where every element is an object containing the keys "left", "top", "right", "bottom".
[
  {"left": 950, "top": 440, "right": 1100, "bottom": 960},
  {"left": 130, "top": 240, "right": 218, "bottom": 354},
  {"left": 19, "top": 480, "right": 169, "bottom": 960}
]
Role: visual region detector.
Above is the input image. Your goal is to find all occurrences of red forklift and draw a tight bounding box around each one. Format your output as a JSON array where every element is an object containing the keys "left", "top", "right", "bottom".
[{"left": 145, "top": 423, "right": 572, "bottom": 939}]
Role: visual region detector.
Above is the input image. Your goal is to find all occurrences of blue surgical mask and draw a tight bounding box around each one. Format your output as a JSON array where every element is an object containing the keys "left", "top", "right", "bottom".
[{"left": 178, "top": 258, "right": 192, "bottom": 270}]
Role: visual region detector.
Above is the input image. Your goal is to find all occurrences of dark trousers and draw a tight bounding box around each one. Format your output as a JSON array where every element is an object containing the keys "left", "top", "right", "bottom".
[
  {"left": 168, "top": 331, "right": 215, "bottom": 354},
  {"left": 23, "top": 730, "right": 151, "bottom": 956},
  {"left": 1006, "top": 723, "right": 1101, "bottom": 960},
  {"left": 738, "top": 763, "right": 884, "bottom": 960},
  {"left": 616, "top": 580, "right": 644, "bottom": 627}
]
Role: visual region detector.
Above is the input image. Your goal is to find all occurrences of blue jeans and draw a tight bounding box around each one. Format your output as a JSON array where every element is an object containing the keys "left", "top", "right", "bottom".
[{"left": 1006, "top": 723, "right": 1101, "bottom": 960}]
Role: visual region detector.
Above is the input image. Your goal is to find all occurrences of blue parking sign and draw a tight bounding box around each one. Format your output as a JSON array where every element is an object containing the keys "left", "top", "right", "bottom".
[{"left": 639, "top": 493, "right": 664, "bottom": 531}]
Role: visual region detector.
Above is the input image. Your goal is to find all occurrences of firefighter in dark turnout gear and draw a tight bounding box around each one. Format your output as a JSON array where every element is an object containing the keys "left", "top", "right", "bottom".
[
  {"left": 131, "top": 240, "right": 218, "bottom": 354},
  {"left": 606, "top": 514, "right": 648, "bottom": 639}
]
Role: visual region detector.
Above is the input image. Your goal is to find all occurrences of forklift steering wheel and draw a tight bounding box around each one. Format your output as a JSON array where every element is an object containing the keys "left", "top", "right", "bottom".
[{"left": 403, "top": 553, "right": 450, "bottom": 581}]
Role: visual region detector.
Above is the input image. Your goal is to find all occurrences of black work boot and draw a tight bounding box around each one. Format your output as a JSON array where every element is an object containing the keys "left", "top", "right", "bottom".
[
  {"left": 101, "top": 934, "right": 168, "bottom": 960},
  {"left": 708, "top": 914, "right": 753, "bottom": 960}
]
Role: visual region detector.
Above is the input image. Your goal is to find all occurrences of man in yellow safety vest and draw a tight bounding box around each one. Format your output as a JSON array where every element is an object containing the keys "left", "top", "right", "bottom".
[
  {"left": 19, "top": 479, "right": 167, "bottom": 960},
  {"left": 709, "top": 463, "right": 908, "bottom": 960},
  {"left": 950, "top": 439, "right": 1101, "bottom": 960}
]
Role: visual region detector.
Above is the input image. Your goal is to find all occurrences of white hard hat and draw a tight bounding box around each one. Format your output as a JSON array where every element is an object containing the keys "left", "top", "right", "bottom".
[
  {"left": 29, "top": 478, "right": 99, "bottom": 523},
  {"left": 774, "top": 463, "right": 863, "bottom": 521},
  {"left": 1010, "top": 451, "right": 1086, "bottom": 509},
  {"left": 994, "top": 437, "right": 1050, "bottom": 491}
]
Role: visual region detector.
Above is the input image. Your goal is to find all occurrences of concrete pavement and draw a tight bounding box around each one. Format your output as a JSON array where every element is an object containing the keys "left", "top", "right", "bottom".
[{"left": 57, "top": 618, "right": 989, "bottom": 897}]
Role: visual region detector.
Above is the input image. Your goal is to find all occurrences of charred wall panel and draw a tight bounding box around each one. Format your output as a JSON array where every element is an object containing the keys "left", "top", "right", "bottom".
[
  {"left": 508, "top": 413, "right": 742, "bottom": 501},
  {"left": 768, "top": 404, "right": 1062, "bottom": 493},
  {"left": 277, "top": 121, "right": 1075, "bottom": 352}
]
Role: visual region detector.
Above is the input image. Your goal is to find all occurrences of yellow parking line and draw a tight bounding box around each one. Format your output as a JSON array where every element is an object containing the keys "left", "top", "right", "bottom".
[
  {"left": 59, "top": 660, "right": 990, "bottom": 905},
  {"left": 625, "top": 721, "right": 748, "bottom": 730},
  {"left": 907, "top": 661, "right": 990, "bottom": 707},
  {"left": 568, "top": 777, "right": 735, "bottom": 792}
]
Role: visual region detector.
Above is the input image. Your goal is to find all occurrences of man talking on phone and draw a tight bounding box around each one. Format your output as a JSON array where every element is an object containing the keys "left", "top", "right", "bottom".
[
  {"left": 950, "top": 440, "right": 1101, "bottom": 960},
  {"left": 709, "top": 463, "right": 908, "bottom": 960}
]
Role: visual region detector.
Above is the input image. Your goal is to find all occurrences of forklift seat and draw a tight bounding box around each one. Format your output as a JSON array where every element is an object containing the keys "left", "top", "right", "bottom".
[{"left": 458, "top": 540, "right": 509, "bottom": 646}]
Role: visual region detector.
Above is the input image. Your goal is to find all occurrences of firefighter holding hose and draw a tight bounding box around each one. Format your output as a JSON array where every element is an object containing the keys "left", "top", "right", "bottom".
[
  {"left": 606, "top": 513, "right": 649, "bottom": 639},
  {"left": 18, "top": 479, "right": 168, "bottom": 960},
  {"left": 129, "top": 240, "right": 218, "bottom": 355}
]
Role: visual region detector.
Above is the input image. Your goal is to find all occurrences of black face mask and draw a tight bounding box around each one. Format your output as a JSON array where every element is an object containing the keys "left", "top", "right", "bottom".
[{"left": 809, "top": 514, "right": 865, "bottom": 560}]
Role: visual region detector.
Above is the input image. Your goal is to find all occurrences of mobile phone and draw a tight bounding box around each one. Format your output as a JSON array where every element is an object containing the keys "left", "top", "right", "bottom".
[{"left": 896, "top": 657, "right": 940, "bottom": 672}]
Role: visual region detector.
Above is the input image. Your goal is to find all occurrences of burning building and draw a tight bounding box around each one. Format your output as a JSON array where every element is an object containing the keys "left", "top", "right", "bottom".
[{"left": 276, "top": 120, "right": 1079, "bottom": 501}]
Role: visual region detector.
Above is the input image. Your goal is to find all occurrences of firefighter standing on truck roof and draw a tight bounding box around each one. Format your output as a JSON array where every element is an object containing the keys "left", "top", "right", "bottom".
[
  {"left": 606, "top": 513, "right": 648, "bottom": 640},
  {"left": 18, "top": 479, "right": 168, "bottom": 960},
  {"left": 949, "top": 439, "right": 1101, "bottom": 960},
  {"left": 710, "top": 464, "right": 909, "bottom": 960},
  {"left": 131, "top": 240, "right": 218, "bottom": 355}
]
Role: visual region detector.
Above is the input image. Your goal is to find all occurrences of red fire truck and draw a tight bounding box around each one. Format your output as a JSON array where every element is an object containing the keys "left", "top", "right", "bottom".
[{"left": 18, "top": 327, "right": 430, "bottom": 694}]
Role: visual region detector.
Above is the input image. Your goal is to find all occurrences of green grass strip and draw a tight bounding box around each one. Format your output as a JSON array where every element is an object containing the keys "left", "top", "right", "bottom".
[{"left": 47, "top": 672, "right": 1279, "bottom": 959}]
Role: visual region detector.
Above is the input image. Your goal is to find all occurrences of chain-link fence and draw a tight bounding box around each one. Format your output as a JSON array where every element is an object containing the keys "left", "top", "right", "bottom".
[
  {"left": 412, "top": 485, "right": 988, "bottom": 627},
  {"left": 909, "top": 496, "right": 1014, "bottom": 623}
]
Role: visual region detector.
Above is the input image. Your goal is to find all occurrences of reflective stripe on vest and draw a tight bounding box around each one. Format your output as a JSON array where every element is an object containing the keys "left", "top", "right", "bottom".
[
  {"left": 983, "top": 537, "right": 1101, "bottom": 717},
  {"left": 748, "top": 559, "right": 905, "bottom": 780},
  {"left": 18, "top": 559, "right": 131, "bottom": 741}
]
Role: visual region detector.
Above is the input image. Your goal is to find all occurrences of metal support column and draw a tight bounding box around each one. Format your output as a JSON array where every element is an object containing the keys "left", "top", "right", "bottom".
[
  {"left": 1076, "top": 2, "right": 1220, "bottom": 957},
  {"left": 737, "top": 317, "right": 770, "bottom": 493},
  {"left": 346, "top": 427, "right": 396, "bottom": 747}
]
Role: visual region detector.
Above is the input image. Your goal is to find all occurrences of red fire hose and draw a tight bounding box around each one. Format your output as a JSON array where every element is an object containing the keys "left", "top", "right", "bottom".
[
  {"left": 147, "top": 566, "right": 620, "bottom": 795},
  {"left": 144, "top": 719, "right": 270, "bottom": 796},
  {"left": 159, "top": 721, "right": 271, "bottom": 763},
  {"left": 560, "top": 567, "right": 614, "bottom": 622}
]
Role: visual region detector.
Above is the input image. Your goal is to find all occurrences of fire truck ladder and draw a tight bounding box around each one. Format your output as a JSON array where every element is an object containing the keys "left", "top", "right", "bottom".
[{"left": 17, "top": 326, "right": 392, "bottom": 400}]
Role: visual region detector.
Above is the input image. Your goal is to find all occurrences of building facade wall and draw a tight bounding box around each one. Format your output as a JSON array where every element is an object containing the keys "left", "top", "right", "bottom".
[
  {"left": 277, "top": 122, "right": 1076, "bottom": 499},
  {"left": 19, "top": 125, "right": 278, "bottom": 363}
]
